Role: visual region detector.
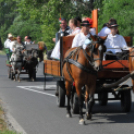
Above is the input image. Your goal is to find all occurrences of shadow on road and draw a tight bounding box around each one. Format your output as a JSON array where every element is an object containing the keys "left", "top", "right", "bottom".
[{"left": 85, "top": 102, "right": 134, "bottom": 124}]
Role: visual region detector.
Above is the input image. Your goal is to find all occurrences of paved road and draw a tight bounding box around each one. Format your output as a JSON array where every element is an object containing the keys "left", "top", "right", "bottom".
[{"left": 0, "top": 55, "right": 134, "bottom": 134}]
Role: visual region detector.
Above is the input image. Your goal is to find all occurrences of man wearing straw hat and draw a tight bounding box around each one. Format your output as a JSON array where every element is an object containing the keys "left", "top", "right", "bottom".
[{"left": 4, "top": 33, "right": 13, "bottom": 60}]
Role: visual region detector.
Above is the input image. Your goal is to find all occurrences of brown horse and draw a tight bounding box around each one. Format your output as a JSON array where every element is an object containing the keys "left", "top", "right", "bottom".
[
  {"left": 62, "top": 36, "right": 107, "bottom": 125},
  {"left": 129, "top": 48, "right": 134, "bottom": 92}
]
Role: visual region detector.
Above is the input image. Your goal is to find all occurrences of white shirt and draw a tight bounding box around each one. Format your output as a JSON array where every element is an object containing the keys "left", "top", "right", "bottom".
[
  {"left": 71, "top": 27, "right": 81, "bottom": 35},
  {"left": 98, "top": 26, "right": 111, "bottom": 36},
  {"left": 104, "top": 34, "right": 128, "bottom": 54},
  {"left": 10, "top": 41, "right": 16, "bottom": 51},
  {"left": 90, "top": 28, "right": 96, "bottom": 36},
  {"left": 25, "top": 41, "right": 33, "bottom": 45},
  {"left": 72, "top": 32, "right": 90, "bottom": 48},
  {"left": 4, "top": 39, "right": 12, "bottom": 48}
]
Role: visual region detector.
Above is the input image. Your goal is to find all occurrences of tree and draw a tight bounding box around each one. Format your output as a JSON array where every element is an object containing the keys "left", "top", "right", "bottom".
[
  {"left": 0, "top": 0, "right": 17, "bottom": 43},
  {"left": 98, "top": 0, "right": 134, "bottom": 41}
]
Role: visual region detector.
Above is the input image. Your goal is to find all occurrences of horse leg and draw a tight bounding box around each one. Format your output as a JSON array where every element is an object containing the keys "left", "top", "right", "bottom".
[
  {"left": 17, "top": 70, "right": 21, "bottom": 82},
  {"left": 75, "top": 83, "right": 85, "bottom": 125},
  {"left": 71, "top": 85, "right": 75, "bottom": 108},
  {"left": 85, "top": 85, "right": 95, "bottom": 120},
  {"left": 12, "top": 63, "right": 16, "bottom": 81},
  {"left": 65, "top": 81, "right": 72, "bottom": 118},
  {"left": 17, "top": 63, "right": 22, "bottom": 82}
]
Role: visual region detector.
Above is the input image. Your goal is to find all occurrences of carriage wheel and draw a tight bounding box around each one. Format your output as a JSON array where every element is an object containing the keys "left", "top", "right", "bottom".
[
  {"left": 98, "top": 92, "right": 108, "bottom": 106},
  {"left": 120, "top": 89, "right": 131, "bottom": 112},
  {"left": 56, "top": 81, "right": 65, "bottom": 107},
  {"left": 72, "top": 93, "right": 79, "bottom": 114}
]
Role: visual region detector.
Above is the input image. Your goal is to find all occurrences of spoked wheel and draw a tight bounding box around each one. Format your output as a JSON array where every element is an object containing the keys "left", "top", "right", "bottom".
[
  {"left": 56, "top": 81, "right": 66, "bottom": 107},
  {"left": 98, "top": 92, "right": 108, "bottom": 106},
  {"left": 120, "top": 89, "right": 131, "bottom": 112},
  {"left": 72, "top": 93, "right": 79, "bottom": 114}
]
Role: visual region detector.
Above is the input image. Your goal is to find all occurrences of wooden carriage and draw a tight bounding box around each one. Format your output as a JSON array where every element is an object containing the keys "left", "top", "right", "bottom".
[
  {"left": 44, "top": 10, "right": 133, "bottom": 112},
  {"left": 8, "top": 44, "right": 39, "bottom": 80}
]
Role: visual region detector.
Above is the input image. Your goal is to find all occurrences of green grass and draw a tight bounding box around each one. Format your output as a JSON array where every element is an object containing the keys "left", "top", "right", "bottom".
[
  {"left": 0, "top": 105, "right": 18, "bottom": 134},
  {"left": 0, "top": 130, "right": 18, "bottom": 134}
]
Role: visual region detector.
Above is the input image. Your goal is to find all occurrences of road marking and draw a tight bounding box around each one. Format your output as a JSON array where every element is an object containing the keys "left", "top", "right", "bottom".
[{"left": 17, "top": 85, "right": 56, "bottom": 97}]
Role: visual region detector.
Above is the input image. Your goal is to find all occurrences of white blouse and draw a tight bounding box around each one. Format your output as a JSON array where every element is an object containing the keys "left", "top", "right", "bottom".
[{"left": 98, "top": 26, "right": 111, "bottom": 37}]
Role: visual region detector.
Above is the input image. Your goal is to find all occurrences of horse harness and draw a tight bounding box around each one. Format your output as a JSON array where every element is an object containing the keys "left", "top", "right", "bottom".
[{"left": 63, "top": 42, "right": 102, "bottom": 81}]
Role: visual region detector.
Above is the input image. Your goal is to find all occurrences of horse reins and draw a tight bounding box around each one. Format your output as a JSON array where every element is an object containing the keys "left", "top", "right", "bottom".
[{"left": 63, "top": 42, "right": 102, "bottom": 81}]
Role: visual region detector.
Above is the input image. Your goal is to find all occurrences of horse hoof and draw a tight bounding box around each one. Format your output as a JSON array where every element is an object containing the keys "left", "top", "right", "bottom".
[
  {"left": 79, "top": 119, "right": 85, "bottom": 125},
  {"left": 66, "top": 113, "right": 72, "bottom": 118},
  {"left": 86, "top": 113, "right": 92, "bottom": 120}
]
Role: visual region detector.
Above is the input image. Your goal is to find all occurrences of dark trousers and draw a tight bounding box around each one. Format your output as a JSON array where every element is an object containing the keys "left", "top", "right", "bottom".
[
  {"left": 105, "top": 50, "right": 129, "bottom": 60},
  {"left": 47, "top": 49, "right": 53, "bottom": 60}
]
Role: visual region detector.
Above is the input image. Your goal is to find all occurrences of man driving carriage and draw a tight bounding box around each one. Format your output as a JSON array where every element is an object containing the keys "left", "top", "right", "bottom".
[
  {"left": 71, "top": 20, "right": 91, "bottom": 49},
  {"left": 10, "top": 36, "right": 24, "bottom": 62}
]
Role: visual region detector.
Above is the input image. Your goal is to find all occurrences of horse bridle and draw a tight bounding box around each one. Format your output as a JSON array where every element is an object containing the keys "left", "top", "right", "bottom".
[{"left": 83, "top": 40, "right": 104, "bottom": 70}]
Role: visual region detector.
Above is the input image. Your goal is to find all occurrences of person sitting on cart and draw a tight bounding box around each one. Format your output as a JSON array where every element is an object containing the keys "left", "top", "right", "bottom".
[
  {"left": 68, "top": 18, "right": 81, "bottom": 35},
  {"left": 4, "top": 33, "right": 13, "bottom": 61},
  {"left": 49, "top": 19, "right": 72, "bottom": 60},
  {"left": 104, "top": 22, "right": 129, "bottom": 60},
  {"left": 24, "top": 36, "right": 34, "bottom": 46},
  {"left": 71, "top": 20, "right": 92, "bottom": 49},
  {"left": 52, "top": 18, "right": 72, "bottom": 44},
  {"left": 98, "top": 18, "right": 117, "bottom": 37},
  {"left": 10, "top": 36, "right": 25, "bottom": 60}
]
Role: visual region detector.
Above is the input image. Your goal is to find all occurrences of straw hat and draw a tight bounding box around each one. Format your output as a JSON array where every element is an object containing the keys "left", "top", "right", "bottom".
[{"left": 8, "top": 33, "right": 13, "bottom": 38}]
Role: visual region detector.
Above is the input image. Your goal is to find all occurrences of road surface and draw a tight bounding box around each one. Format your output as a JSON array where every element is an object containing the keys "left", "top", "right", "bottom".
[{"left": 0, "top": 55, "right": 134, "bottom": 134}]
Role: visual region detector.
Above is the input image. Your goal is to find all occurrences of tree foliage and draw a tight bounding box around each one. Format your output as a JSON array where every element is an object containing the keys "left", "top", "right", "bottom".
[
  {"left": 0, "top": 0, "right": 134, "bottom": 50},
  {"left": 98, "top": 0, "right": 134, "bottom": 38}
]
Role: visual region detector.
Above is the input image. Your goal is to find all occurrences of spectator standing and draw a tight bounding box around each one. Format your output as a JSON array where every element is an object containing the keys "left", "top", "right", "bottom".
[{"left": 4, "top": 33, "right": 13, "bottom": 60}]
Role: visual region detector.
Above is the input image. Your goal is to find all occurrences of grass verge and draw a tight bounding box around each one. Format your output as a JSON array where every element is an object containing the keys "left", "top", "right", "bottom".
[{"left": 0, "top": 106, "right": 18, "bottom": 134}]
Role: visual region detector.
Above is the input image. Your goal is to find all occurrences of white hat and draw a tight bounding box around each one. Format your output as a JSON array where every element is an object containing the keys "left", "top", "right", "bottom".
[{"left": 8, "top": 33, "right": 13, "bottom": 38}]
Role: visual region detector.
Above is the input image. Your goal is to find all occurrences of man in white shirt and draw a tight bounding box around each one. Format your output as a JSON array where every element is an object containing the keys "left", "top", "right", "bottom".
[
  {"left": 72, "top": 20, "right": 91, "bottom": 48},
  {"left": 104, "top": 22, "right": 128, "bottom": 60},
  {"left": 4, "top": 33, "right": 13, "bottom": 60},
  {"left": 4, "top": 34, "right": 13, "bottom": 49}
]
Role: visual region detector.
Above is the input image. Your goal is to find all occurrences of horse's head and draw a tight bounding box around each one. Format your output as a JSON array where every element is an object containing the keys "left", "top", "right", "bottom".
[
  {"left": 86, "top": 35, "right": 107, "bottom": 70},
  {"left": 15, "top": 47, "right": 24, "bottom": 58},
  {"left": 32, "top": 49, "right": 38, "bottom": 58},
  {"left": 25, "top": 49, "right": 38, "bottom": 62}
]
